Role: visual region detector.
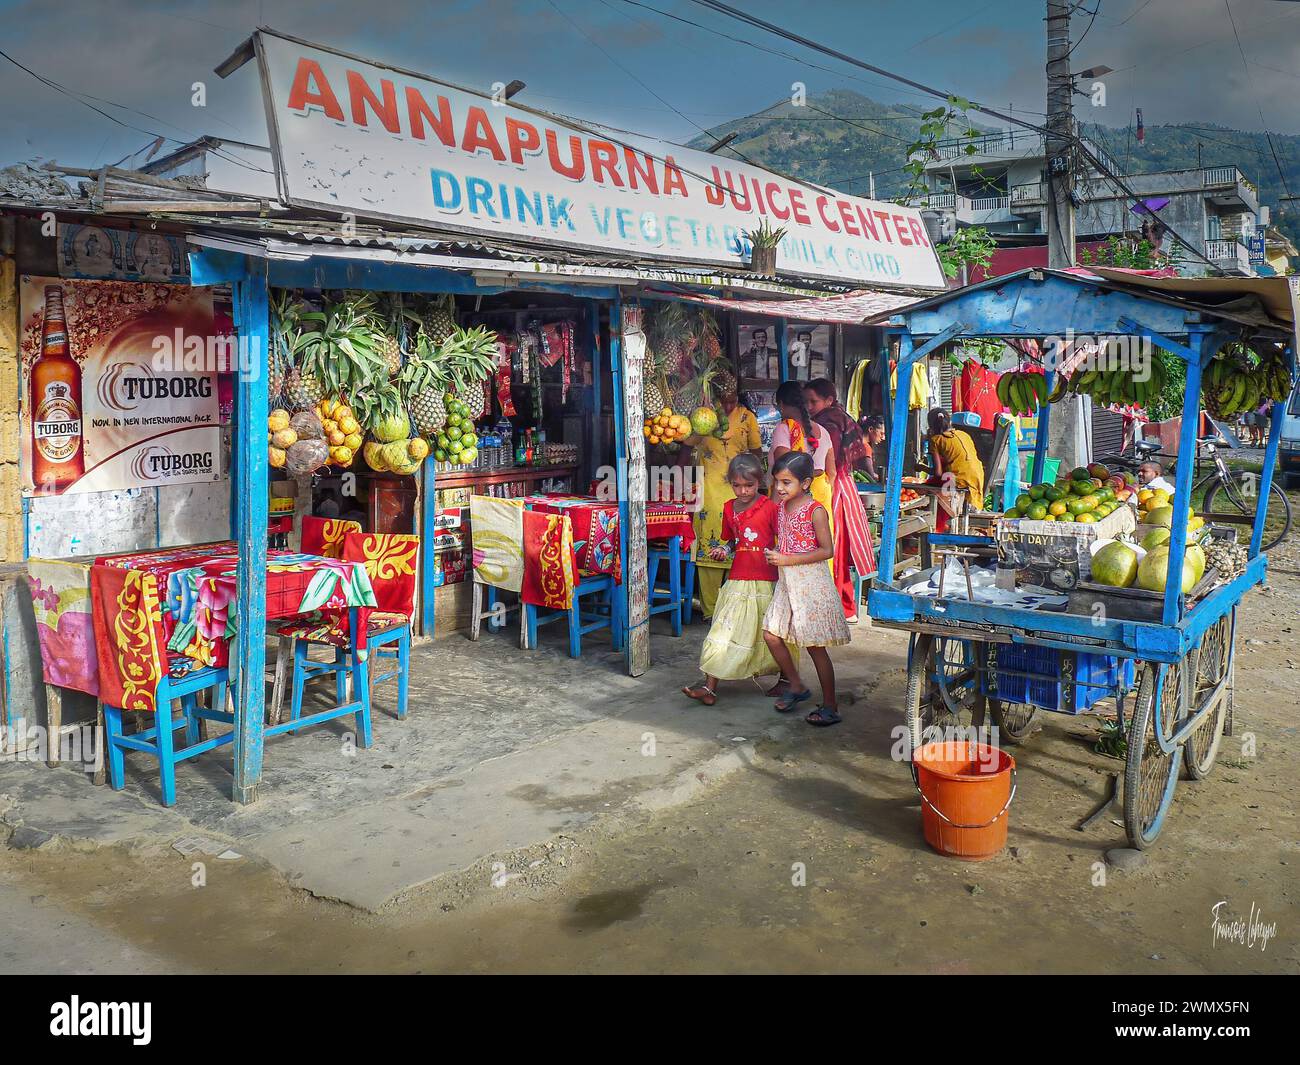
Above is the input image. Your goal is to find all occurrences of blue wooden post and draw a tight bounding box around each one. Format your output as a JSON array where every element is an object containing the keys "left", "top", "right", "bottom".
[
  {"left": 1032, "top": 372, "right": 1054, "bottom": 485},
  {"left": 877, "top": 332, "right": 914, "bottom": 583},
  {"left": 777, "top": 317, "right": 789, "bottom": 381},
  {"left": 231, "top": 263, "right": 270, "bottom": 805},
  {"left": 1160, "top": 332, "right": 1207, "bottom": 626},
  {"left": 421, "top": 456, "right": 437, "bottom": 635},
  {"left": 1250, "top": 360, "right": 1288, "bottom": 558},
  {"left": 608, "top": 295, "right": 631, "bottom": 664}
]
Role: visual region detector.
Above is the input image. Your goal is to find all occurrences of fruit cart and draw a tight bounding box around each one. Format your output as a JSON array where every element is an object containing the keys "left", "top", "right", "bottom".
[{"left": 866, "top": 268, "right": 1297, "bottom": 848}]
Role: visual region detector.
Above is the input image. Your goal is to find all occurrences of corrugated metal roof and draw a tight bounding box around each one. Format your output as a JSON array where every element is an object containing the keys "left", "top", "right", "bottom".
[{"left": 652, "top": 286, "right": 921, "bottom": 324}]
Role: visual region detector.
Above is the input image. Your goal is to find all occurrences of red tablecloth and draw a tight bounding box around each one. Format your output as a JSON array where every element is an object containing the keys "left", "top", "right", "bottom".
[
  {"left": 90, "top": 544, "right": 375, "bottom": 713},
  {"left": 517, "top": 496, "right": 696, "bottom": 579},
  {"left": 646, "top": 502, "right": 695, "bottom": 551}
]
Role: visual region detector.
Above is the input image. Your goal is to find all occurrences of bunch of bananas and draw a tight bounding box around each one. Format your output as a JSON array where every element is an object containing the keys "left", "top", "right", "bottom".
[
  {"left": 1204, "top": 350, "right": 1293, "bottom": 419},
  {"left": 995, "top": 371, "right": 1049, "bottom": 416},
  {"left": 1060, "top": 360, "right": 1170, "bottom": 409}
]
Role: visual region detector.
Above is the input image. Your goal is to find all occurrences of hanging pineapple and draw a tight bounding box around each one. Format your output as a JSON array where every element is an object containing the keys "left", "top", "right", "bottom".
[
  {"left": 642, "top": 346, "right": 667, "bottom": 415},
  {"left": 421, "top": 293, "right": 458, "bottom": 345},
  {"left": 441, "top": 324, "right": 500, "bottom": 423},
  {"left": 399, "top": 333, "right": 450, "bottom": 436},
  {"left": 652, "top": 302, "right": 691, "bottom": 378},
  {"left": 290, "top": 293, "right": 387, "bottom": 411},
  {"left": 695, "top": 307, "right": 723, "bottom": 361}
]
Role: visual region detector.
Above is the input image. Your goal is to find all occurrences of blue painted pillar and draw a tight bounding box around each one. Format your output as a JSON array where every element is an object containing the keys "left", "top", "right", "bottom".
[
  {"left": 1250, "top": 349, "right": 1289, "bottom": 558},
  {"left": 777, "top": 317, "right": 789, "bottom": 381},
  {"left": 1032, "top": 371, "right": 1054, "bottom": 486},
  {"left": 1161, "top": 332, "right": 1207, "bottom": 626},
  {"left": 231, "top": 263, "right": 270, "bottom": 804},
  {"left": 877, "top": 331, "right": 915, "bottom": 583}
]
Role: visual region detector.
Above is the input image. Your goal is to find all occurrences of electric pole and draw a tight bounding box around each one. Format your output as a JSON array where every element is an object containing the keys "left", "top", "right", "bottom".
[
  {"left": 1045, "top": 0, "right": 1076, "bottom": 269},
  {"left": 1045, "top": 2, "right": 1087, "bottom": 465}
]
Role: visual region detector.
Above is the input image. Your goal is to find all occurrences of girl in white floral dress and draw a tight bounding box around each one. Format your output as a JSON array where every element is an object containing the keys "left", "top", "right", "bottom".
[{"left": 763, "top": 451, "right": 851, "bottom": 726}]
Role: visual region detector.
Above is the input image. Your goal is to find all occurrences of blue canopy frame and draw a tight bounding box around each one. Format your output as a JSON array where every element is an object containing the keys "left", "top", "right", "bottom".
[
  {"left": 868, "top": 269, "right": 1295, "bottom": 666},
  {"left": 191, "top": 247, "right": 633, "bottom": 802}
]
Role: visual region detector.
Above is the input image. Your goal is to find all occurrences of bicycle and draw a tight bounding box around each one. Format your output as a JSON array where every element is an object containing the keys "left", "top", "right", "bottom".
[{"left": 1096, "top": 438, "right": 1292, "bottom": 552}]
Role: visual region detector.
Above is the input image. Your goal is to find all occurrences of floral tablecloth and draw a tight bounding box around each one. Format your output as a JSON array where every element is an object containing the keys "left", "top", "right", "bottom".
[
  {"left": 27, "top": 558, "right": 101, "bottom": 696},
  {"left": 90, "top": 544, "right": 376, "bottom": 713}
]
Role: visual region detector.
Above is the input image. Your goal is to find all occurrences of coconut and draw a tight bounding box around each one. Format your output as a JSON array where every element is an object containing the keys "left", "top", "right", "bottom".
[
  {"left": 289, "top": 411, "right": 324, "bottom": 440},
  {"left": 285, "top": 438, "right": 328, "bottom": 477}
]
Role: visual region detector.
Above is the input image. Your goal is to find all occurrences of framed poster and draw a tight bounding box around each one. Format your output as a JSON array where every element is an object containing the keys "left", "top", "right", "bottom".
[
  {"left": 19, "top": 276, "right": 221, "bottom": 497},
  {"left": 738, "top": 322, "right": 780, "bottom": 383},
  {"left": 786, "top": 323, "right": 831, "bottom": 382}
]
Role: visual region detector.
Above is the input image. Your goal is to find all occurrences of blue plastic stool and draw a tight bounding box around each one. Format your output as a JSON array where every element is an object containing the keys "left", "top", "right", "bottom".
[
  {"left": 103, "top": 666, "right": 234, "bottom": 807},
  {"left": 647, "top": 535, "right": 696, "bottom": 633},
  {"left": 525, "top": 573, "right": 623, "bottom": 657}
]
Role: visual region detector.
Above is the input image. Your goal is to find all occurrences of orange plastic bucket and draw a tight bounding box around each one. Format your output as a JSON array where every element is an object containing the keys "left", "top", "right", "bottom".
[{"left": 914, "top": 742, "right": 1016, "bottom": 861}]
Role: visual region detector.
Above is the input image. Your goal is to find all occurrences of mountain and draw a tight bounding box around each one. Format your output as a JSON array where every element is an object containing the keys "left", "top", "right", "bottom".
[{"left": 689, "top": 90, "right": 1300, "bottom": 253}]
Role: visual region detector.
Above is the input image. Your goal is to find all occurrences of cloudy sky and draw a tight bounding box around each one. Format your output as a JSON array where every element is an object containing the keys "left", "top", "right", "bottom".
[{"left": 2, "top": 0, "right": 1299, "bottom": 169}]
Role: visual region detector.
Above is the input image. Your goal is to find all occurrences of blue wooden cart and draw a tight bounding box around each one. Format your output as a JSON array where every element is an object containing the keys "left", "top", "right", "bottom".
[{"left": 867, "top": 268, "right": 1296, "bottom": 849}]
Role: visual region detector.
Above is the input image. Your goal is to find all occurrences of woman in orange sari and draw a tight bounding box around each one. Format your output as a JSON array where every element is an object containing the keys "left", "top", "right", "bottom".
[{"left": 768, "top": 381, "right": 835, "bottom": 569}]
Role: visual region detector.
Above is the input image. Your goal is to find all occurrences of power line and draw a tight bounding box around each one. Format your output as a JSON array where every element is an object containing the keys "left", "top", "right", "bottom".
[{"left": 1222, "top": 0, "right": 1293, "bottom": 198}]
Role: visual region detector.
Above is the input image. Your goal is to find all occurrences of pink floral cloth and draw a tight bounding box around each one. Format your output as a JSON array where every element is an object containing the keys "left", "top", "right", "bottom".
[{"left": 27, "top": 559, "right": 100, "bottom": 696}]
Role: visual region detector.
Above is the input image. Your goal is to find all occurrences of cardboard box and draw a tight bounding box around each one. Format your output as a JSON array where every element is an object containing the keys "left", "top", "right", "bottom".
[{"left": 997, "top": 505, "right": 1136, "bottom": 589}]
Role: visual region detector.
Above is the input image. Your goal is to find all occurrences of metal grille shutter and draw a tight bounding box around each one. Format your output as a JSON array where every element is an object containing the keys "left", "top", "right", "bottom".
[
  {"left": 938, "top": 359, "right": 956, "bottom": 413},
  {"left": 1091, "top": 406, "right": 1125, "bottom": 459}
]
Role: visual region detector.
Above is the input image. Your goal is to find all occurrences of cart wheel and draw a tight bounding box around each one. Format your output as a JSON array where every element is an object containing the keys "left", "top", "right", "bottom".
[
  {"left": 987, "top": 696, "right": 1039, "bottom": 745},
  {"left": 1184, "top": 609, "right": 1233, "bottom": 780},
  {"left": 904, "top": 634, "right": 981, "bottom": 754},
  {"left": 1123, "top": 660, "right": 1185, "bottom": 849}
]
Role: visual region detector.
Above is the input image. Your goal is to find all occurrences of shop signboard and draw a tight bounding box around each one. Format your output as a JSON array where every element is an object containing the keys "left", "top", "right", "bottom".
[
  {"left": 19, "top": 276, "right": 222, "bottom": 497},
  {"left": 253, "top": 31, "right": 946, "bottom": 290}
]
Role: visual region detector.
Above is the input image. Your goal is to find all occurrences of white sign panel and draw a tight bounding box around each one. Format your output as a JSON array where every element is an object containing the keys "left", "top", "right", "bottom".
[{"left": 256, "top": 32, "right": 946, "bottom": 290}]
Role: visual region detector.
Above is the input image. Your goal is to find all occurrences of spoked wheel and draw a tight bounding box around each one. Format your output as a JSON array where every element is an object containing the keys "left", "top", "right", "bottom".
[
  {"left": 987, "top": 693, "right": 1039, "bottom": 745},
  {"left": 904, "top": 634, "right": 984, "bottom": 754},
  {"left": 1203, "top": 475, "right": 1292, "bottom": 552},
  {"left": 1123, "top": 659, "right": 1186, "bottom": 849},
  {"left": 1183, "top": 609, "right": 1233, "bottom": 780}
]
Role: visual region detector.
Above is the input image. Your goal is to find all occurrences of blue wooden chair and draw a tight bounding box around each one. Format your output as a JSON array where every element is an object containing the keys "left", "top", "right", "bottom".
[
  {"left": 525, "top": 573, "right": 623, "bottom": 657},
  {"left": 521, "top": 513, "right": 623, "bottom": 657},
  {"left": 646, "top": 535, "right": 695, "bottom": 635},
  {"left": 279, "top": 533, "right": 418, "bottom": 723},
  {"left": 103, "top": 662, "right": 235, "bottom": 808}
]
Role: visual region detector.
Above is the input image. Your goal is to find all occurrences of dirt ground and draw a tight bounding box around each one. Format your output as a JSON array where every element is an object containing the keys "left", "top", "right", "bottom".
[{"left": 3, "top": 564, "right": 1298, "bottom": 974}]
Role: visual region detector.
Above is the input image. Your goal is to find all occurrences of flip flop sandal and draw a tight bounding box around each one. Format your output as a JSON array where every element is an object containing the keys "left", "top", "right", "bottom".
[
  {"left": 774, "top": 688, "right": 813, "bottom": 713},
  {"left": 805, "top": 706, "right": 842, "bottom": 727},
  {"left": 681, "top": 685, "right": 717, "bottom": 706}
]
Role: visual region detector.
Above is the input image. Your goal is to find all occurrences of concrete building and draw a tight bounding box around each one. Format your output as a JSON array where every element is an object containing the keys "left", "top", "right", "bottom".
[{"left": 918, "top": 129, "right": 1266, "bottom": 277}]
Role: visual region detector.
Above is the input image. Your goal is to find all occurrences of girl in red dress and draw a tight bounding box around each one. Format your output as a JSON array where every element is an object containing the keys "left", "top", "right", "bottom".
[{"left": 683, "top": 454, "right": 783, "bottom": 706}]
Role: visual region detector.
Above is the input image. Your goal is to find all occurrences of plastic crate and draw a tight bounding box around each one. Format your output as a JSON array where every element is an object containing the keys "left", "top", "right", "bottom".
[
  {"left": 986, "top": 643, "right": 1134, "bottom": 714},
  {"left": 1018, "top": 454, "right": 1062, "bottom": 486}
]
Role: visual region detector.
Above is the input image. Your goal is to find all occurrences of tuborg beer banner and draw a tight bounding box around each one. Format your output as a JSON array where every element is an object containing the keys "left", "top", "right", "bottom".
[
  {"left": 254, "top": 31, "right": 946, "bottom": 290},
  {"left": 19, "top": 277, "right": 222, "bottom": 498}
]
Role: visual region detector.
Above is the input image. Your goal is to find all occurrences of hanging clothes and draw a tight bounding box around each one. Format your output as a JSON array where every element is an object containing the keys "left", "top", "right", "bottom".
[{"left": 953, "top": 362, "right": 1005, "bottom": 429}]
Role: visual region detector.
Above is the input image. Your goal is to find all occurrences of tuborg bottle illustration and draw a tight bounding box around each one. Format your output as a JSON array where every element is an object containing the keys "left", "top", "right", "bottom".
[{"left": 30, "top": 285, "right": 84, "bottom": 492}]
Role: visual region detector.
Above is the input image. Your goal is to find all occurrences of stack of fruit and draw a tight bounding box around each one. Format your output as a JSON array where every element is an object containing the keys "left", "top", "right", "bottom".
[
  {"left": 644, "top": 408, "right": 692, "bottom": 446},
  {"left": 1002, "top": 465, "right": 1132, "bottom": 524},
  {"left": 314, "top": 397, "right": 363, "bottom": 467},
  {"left": 1203, "top": 344, "right": 1294, "bottom": 420},
  {"left": 1059, "top": 359, "right": 1169, "bottom": 409},
  {"left": 1092, "top": 536, "right": 1206, "bottom": 593},
  {"left": 1204, "top": 537, "right": 1247, "bottom": 581},
  {"left": 996, "top": 371, "right": 1049, "bottom": 416},
  {"left": 900, "top": 487, "right": 920, "bottom": 504},
  {"left": 429, "top": 393, "right": 480, "bottom": 467}
]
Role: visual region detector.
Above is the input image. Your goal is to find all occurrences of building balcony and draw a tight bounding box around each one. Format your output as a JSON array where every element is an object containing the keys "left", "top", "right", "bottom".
[
  {"left": 1205, "top": 238, "right": 1254, "bottom": 277},
  {"left": 1201, "top": 167, "right": 1259, "bottom": 213},
  {"left": 911, "top": 190, "right": 1016, "bottom": 226},
  {"left": 1010, "top": 181, "right": 1046, "bottom": 208}
]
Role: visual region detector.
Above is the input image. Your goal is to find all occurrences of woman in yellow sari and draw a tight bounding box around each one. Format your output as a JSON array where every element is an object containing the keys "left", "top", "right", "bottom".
[
  {"left": 687, "top": 391, "right": 763, "bottom": 618},
  {"left": 769, "top": 381, "right": 836, "bottom": 573}
]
